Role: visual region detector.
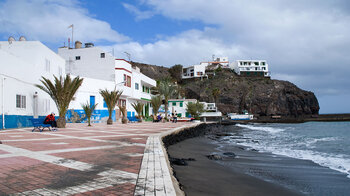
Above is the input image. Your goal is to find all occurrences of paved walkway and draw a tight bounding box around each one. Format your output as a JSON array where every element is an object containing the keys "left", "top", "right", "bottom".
[{"left": 0, "top": 122, "right": 193, "bottom": 195}]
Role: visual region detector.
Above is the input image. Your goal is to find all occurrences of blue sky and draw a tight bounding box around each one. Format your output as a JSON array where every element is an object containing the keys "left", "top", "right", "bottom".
[{"left": 1, "top": 0, "right": 350, "bottom": 114}]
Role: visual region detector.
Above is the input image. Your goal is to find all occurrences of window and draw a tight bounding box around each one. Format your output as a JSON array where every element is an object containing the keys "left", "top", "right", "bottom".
[
  {"left": 262, "top": 62, "right": 266, "bottom": 65},
  {"left": 135, "top": 83, "right": 139, "bottom": 90},
  {"left": 197, "top": 72, "right": 203, "bottom": 76},
  {"left": 180, "top": 102, "right": 183, "bottom": 107},
  {"left": 124, "top": 75, "right": 131, "bottom": 87},
  {"left": 16, "top": 94, "right": 26, "bottom": 109},
  {"left": 45, "top": 59, "right": 50, "bottom": 72},
  {"left": 142, "top": 86, "right": 145, "bottom": 92},
  {"left": 172, "top": 102, "right": 176, "bottom": 106},
  {"left": 127, "top": 76, "right": 131, "bottom": 87},
  {"left": 76, "top": 56, "right": 81, "bottom": 60},
  {"left": 100, "top": 53, "right": 105, "bottom": 58},
  {"left": 254, "top": 62, "right": 259, "bottom": 65}
]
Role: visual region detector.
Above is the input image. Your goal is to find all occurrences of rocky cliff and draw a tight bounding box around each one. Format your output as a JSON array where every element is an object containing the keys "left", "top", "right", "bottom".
[{"left": 133, "top": 63, "right": 319, "bottom": 116}]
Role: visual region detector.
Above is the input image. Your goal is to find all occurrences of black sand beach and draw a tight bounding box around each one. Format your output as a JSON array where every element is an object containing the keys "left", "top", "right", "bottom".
[{"left": 166, "top": 125, "right": 350, "bottom": 196}]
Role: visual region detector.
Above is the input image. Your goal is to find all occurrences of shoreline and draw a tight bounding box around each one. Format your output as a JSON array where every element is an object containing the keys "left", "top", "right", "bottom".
[{"left": 164, "top": 123, "right": 350, "bottom": 195}]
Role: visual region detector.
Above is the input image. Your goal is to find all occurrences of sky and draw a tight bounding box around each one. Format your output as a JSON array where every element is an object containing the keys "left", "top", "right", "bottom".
[{"left": 1, "top": 0, "right": 350, "bottom": 114}]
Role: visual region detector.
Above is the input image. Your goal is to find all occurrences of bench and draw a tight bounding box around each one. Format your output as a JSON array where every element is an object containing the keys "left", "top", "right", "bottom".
[
  {"left": 128, "top": 116, "right": 140, "bottom": 123},
  {"left": 30, "top": 118, "right": 53, "bottom": 132}
]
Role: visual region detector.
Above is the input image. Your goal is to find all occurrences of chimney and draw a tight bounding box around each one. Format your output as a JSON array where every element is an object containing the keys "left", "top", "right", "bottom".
[{"left": 75, "top": 41, "right": 82, "bottom": 49}]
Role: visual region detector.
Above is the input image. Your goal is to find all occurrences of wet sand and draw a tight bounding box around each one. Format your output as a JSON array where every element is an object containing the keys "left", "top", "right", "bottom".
[{"left": 167, "top": 133, "right": 350, "bottom": 196}]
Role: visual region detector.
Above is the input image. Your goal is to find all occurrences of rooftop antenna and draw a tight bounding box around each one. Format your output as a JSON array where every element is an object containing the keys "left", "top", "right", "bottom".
[{"left": 124, "top": 52, "right": 131, "bottom": 62}]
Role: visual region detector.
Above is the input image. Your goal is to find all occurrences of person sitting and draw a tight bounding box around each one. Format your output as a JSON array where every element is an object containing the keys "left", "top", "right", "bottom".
[
  {"left": 44, "top": 112, "right": 58, "bottom": 131},
  {"left": 157, "top": 114, "right": 162, "bottom": 122}
]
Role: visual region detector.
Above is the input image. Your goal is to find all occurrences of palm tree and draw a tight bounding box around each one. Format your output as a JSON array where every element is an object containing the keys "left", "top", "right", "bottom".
[
  {"left": 186, "top": 101, "right": 205, "bottom": 120},
  {"left": 99, "top": 88, "right": 122, "bottom": 125},
  {"left": 155, "top": 80, "right": 176, "bottom": 119},
  {"left": 212, "top": 88, "right": 221, "bottom": 104},
  {"left": 35, "top": 75, "right": 83, "bottom": 128},
  {"left": 151, "top": 95, "right": 162, "bottom": 116},
  {"left": 131, "top": 102, "right": 144, "bottom": 122},
  {"left": 118, "top": 105, "right": 128, "bottom": 124},
  {"left": 81, "top": 102, "right": 98, "bottom": 126}
]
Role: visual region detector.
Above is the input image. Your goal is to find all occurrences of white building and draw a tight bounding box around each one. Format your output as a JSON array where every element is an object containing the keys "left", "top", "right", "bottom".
[
  {"left": 182, "top": 57, "right": 230, "bottom": 79},
  {"left": 0, "top": 39, "right": 65, "bottom": 129},
  {"left": 167, "top": 99, "right": 197, "bottom": 117},
  {"left": 182, "top": 64, "right": 206, "bottom": 79},
  {"left": 166, "top": 99, "right": 221, "bottom": 119},
  {"left": 232, "top": 60, "right": 270, "bottom": 77},
  {"left": 200, "top": 57, "right": 230, "bottom": 70},
  {"left": 58, "top": 42, "right": 156, "bottom": 122}
]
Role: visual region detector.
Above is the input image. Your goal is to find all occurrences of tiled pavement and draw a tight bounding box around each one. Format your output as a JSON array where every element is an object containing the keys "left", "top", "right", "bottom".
[{"left": 0, "top": 122, "right": 195, "bottom": 196}]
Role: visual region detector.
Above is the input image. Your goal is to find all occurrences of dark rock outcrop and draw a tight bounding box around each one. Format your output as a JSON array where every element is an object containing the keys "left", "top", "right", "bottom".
[
  {"left": 133, "top": 63, "right": 320, "bottom": 117},
  {"left": 182, "top": 70, "right": 319, "bottom": 116}
]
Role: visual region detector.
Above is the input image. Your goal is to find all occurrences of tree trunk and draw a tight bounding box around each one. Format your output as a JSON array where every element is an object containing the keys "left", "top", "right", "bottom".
[
  {"left": 165, "top": 102, "right": 168, "bottom": 120},
  {"left": 122, "top": 118, "right": 128, "bottom": 124},
  {"left": 107, "top": 110, "right": 113, "bottom": 125},
  {"left": 107, "top": 118, "right": 113, "bottom": 125},
  {"left": 57, "top": 117, "right": 66, "bottom": 128},
  {"left": 88, "top": 117, "right": 91, "bottom": 126}
]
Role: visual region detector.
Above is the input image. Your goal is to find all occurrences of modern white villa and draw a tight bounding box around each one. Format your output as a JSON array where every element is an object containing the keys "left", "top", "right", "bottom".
[
  {"left": 0, "top": 38, "right": 65, "bottom": 129},
  {"left": 231, "top": 60, "right": 270, "bottom": 77},
  {"left": 58, "top": 41, "right": 156, "bottom": 123},
  {"left": 182, "top": 57, "right": 270, "bottom": 79}
]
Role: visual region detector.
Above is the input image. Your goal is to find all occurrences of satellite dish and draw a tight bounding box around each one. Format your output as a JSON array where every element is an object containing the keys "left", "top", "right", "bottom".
[{"left": 19, "top": 36, "right": 26, "bottom": 41}]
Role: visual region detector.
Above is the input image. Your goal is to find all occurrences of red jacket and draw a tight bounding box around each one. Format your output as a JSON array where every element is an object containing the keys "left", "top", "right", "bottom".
[{"left": 44, "top": 114, "right": 55, "bottom": 123}]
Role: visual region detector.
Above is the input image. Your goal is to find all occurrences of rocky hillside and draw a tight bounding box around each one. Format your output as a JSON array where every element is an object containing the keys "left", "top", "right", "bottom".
[
  {"left": 134, "top": 63, "right": 319, "bottom": 116},
  {"left": 131, "top": 61, "right": 170, "bottom": 80}
]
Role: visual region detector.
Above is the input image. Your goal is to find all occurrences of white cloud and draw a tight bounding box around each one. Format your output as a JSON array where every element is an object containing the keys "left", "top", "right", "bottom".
[
  {"left": 122, "top": 3, "right": 154, "bottom": 21},
  {"left": 0, "top": 0, "right": 129, "bottom": 43},
  {"left": 109, "top": 29, "right": 244, "bottom": 66},
  {"left": 114, "top": 0, "right": 350, "bottom": 99}
]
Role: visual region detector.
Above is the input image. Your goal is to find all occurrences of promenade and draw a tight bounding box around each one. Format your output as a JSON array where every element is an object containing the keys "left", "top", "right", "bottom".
[{"left": 0, "top": 122, "right": 193, "bottom": 195}]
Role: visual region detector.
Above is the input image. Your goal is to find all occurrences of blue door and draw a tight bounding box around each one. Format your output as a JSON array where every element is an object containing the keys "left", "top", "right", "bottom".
[{"left": 90, "top": 96, "right": 95, "bottom": 108}]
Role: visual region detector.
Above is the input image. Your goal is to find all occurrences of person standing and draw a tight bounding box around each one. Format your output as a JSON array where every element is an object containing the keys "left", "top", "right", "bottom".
[
  {"left": 174, "top": 111, "right": 178, "bottom": 123},
  {"left": 44, "top": 112, "right": 58, "bottom": 131}
]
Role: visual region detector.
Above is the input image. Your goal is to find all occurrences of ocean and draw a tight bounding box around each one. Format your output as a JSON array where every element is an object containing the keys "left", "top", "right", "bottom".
[{"left": 232, "top": 122, "right": 350, "bottom": 178}]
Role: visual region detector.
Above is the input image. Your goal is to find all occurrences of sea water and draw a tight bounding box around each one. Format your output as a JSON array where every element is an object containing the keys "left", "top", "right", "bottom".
[{"left": 234, "top": 122, "right": 350, "bottom": 178}]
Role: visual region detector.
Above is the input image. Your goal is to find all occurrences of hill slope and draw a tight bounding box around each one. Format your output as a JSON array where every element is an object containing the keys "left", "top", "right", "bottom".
[{"left": 133, "top": 62, "right": 319, "bottom": 116}]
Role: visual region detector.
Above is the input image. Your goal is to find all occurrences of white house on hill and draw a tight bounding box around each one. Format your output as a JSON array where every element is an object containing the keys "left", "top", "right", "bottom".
[
  {"left": 232, "top": 60, "right": 270, "bottom": 77},
  {"left": 182, "top": 57, "right": 230, "bottom": 79},
  {"left": 0, "top": 39, "right": 65, "bottom": 129}
]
